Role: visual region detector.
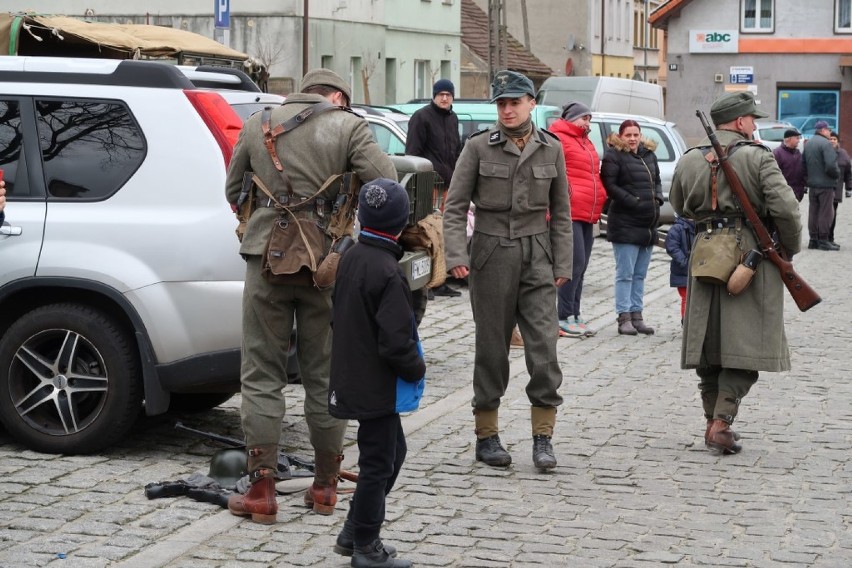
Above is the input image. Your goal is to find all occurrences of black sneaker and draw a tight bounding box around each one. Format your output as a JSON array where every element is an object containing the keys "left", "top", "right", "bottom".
[{"left": 433, "top": 284, "right": 461, "bottom": 297}]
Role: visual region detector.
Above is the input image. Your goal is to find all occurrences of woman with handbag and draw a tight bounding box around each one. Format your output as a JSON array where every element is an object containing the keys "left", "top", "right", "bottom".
[{"left": 600, "top": 119, "right": 663, "bottom": 335}]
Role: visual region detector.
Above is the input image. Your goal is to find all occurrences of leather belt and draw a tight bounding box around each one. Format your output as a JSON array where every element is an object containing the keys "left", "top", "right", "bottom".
[
  {"left": 700, "top": 217, "right": 744, "bottom": 230},
  {"left": 256, "top": 196, "right": 334, "bottom": 214}
]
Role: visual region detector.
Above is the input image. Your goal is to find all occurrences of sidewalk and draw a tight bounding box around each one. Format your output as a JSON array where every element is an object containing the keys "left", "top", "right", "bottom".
[{"left": 1, "top": 199, "right": 850, "bottom": 567}]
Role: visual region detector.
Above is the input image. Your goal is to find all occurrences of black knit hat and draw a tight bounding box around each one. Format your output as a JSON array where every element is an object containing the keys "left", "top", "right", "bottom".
[
  {"left": 433, "top": 79, "right": 455, "bottom": 97},
  {"left": 358, "top": 178, "right": 410, "bottom": 235}
]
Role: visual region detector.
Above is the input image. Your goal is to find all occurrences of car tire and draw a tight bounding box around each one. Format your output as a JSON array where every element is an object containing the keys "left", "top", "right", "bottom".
[
  {"left": 0, "top": 303, "right": 142, "bottom": 454},
  {"left": 168, "top": 392, "right": 235, "bottom": 413}
]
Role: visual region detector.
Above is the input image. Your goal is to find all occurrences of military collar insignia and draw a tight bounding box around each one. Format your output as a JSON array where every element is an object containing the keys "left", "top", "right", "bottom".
[{"left": 488, "top": 130, "right": 502, "bottom": 144}]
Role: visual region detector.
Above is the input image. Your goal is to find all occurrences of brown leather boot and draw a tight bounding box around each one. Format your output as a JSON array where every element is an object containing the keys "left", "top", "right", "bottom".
[
  {"left": 630, "top": 311, "right": 655, "bottom": 335},
  {"left": 706, "top": 419, "right": 742, "bottom": 454},
  {"left": 705, "top": 419, "right": 741, "bottom": 446},
  {"left": 304, "top": 452, "right": 343, "bottom": 515},
  {"left": 617, "top": 313, "right": 637, "bottom": 335},
  {"left": 227, "top": 444, "right": 279, "bottom": 524}
]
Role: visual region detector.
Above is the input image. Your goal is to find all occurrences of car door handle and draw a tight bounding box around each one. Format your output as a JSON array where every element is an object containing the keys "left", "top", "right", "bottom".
[{"left": 0, "top": 225, "right": 22, "bottom": 236}]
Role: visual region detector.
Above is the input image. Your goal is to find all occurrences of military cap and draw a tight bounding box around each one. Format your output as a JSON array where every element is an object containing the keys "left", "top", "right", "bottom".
[
  {"left": 489, "top": 70, "right": 536, "bottom": 103},
  {"left": 300, "top": 68, "right": 352, "bottom": 102},
  {"left": 710, "top": 91, "right": 768, "bottom": 125}
]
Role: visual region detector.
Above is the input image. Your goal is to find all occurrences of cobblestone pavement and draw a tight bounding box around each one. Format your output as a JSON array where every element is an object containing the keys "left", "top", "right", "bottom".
[{"left": 1, "top": 201, "right": 850, "bottom": 567}]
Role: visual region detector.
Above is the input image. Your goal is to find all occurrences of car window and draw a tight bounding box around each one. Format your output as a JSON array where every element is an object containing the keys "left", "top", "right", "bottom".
[
  {"left": 368, "top": 122, "right": 405, "bottom": 155},
  {"left": 587, "top": 121, "right": 605, "bottom": 158},
  {"left": 36, "top": 99, "right": 145, "bottom": 200},
  {"left": 0, "top": 99, "right": 30, "bottom": 198},
  {"left": 230, "top": 102, "right": 274, "bottom": 122}
]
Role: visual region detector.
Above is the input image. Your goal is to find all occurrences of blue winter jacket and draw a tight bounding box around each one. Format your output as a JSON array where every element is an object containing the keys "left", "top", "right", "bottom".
[{"left": 664, "top": 216, "right": 695, "bottom": 288}]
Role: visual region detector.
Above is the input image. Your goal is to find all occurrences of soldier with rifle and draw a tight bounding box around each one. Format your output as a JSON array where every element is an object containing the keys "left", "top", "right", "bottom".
[{"left": 669, "top": 91, "right": 806, "bottom": 455}]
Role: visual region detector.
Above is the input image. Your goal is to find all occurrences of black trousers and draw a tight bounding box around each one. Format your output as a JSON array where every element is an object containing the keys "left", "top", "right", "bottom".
[{"left": 350, "top": 413, "right": 407, "bottom": 546}]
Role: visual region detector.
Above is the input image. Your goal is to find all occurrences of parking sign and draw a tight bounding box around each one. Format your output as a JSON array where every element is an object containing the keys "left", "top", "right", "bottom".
[{"left": 215, "top": 0, "right": 229, "bottom": 28}]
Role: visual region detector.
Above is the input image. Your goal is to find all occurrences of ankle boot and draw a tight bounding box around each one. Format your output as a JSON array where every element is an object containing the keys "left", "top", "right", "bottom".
[
  {"left": 617, "top": 313, "right": 637, "bottom": 335},
  {"left": 706, "top": 419, "right": 742, "bottom": 454},
  {"left": 352, "top": 538, "right": 410, "bottom": 568},
  {"left": 630, "top": 311, "right": 655, "bottom": 335},
  {"left": 532, "top": 435, "right": 557, "bottom": 470},
  {"left": 304, "top": 452, "right": 343, "bottom": 515},
  {"left": 705, "top": 419, "right": 741, "bottom": 446},
  {"left": 227, "top": 444, "right": 279, "bottom": 524},
  {"left": 474, "top": 408, "right": 511, "bottom": 466},
  {"left": 334, "top": 518, "right": 397, "bottom": 557},
  {"left": 530, "top": 406, "right": 557, "bottom": 470}
]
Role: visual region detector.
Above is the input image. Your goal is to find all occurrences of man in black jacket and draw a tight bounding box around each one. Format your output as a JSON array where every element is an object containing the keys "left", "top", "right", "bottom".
[{"left": 406, "top": 79, "right": 462, "bottom": 301}]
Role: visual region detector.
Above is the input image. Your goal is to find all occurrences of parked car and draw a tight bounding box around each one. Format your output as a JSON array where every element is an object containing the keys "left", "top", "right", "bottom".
[
  {"left": 784, "top": 115, "right": 837, "bottom": 140},
  {"left": 754, "top": 119, "right": 799, "bottom": 150},
  {"left": 0, "top": 57, "right": 435, "bottom": 454}
]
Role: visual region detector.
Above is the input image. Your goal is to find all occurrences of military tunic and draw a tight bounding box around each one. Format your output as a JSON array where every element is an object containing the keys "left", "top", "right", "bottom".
[
  {"left": 443, "top": 125, "right": 572, "bottom": 410},
  {"left": 669, "top": 130, "right": 802, "bottom": 374},
  {"left": 224, "top": 93, "right": 396, "bottom": 453}
]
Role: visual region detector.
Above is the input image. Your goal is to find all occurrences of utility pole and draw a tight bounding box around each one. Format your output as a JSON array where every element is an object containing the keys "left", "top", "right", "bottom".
[
  {"left": 302, "top": 0, "right": 309, "bottom": 76},
  {"left": 488, "top": 0, "right": 506, "bottom": 80},
  {"left": 643, "top": 0, "right": 649, "bottom": 81},
  {"left": 600, "top": 0, "right": 606, "bottom": 77},
  {"left": 520, "top": 0, "right": 530, "bottom": 51}
]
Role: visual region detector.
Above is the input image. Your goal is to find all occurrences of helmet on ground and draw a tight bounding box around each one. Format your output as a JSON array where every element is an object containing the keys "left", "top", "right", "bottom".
[{"left": 208, "top": 448, "right": 248, "bottom": 487}]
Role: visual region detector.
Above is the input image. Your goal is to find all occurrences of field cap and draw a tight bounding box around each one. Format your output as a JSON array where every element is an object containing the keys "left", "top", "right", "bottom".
[
  {"left": 489, "top": 70, "right": 535, "bottom": 103},
  {"left": 710, "top": 91, "right": 768, "bottom": 125},
  {"left": 300, "top": 68, "right": 352, "bottom": 102}
]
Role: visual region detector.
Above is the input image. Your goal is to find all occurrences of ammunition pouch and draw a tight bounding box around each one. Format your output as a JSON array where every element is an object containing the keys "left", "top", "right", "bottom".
[{"left": 263, "top": 210, "right": 331, "bottom": 287}]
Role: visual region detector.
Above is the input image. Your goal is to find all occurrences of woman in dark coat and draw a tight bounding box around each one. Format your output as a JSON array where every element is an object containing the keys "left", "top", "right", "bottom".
[{"left": 600, "top": 119, "right": 663, "bottom": 335}]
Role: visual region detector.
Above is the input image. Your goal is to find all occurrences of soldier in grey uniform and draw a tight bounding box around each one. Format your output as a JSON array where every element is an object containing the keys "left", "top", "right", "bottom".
[
  {"left": 224, "top": 69, "right": 396, "bottom": 522},
  {"left": 442, "top": 70, "right": 573, "bottom": 470},
  {"left": 669, "top": 91, "right": 801, "bottom": 454}
]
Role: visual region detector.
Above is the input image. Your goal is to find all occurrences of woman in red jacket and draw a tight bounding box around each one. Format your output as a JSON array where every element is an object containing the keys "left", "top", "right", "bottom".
[{"left": 549, "top": 102, "right": 607, "bottom": 337}]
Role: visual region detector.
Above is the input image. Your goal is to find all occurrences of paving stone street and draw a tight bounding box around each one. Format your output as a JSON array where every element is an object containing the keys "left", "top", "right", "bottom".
[{"left": 1, "top": 200, "right": 850, "bottom": 567}]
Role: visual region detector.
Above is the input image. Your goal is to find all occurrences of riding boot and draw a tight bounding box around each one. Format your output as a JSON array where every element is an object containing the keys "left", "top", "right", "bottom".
[
  {"left": 531, "top": 406, "right": 557, "bottom": 470},
  {"left": 617, "top": 313, "right": 638, "bottom": 335},
  {"left": 304, "top": 452, "right": 343, "bottom": 515},
  {"left": 227, "top": 444, "right": 279, "bottom": 524},
  {"left": 630, "top": 311, "right": 655, "bottom": 335}
]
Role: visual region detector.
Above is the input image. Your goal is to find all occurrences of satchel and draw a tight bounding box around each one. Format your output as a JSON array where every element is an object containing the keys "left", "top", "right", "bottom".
[
  {"left": 691, "top": 230, "right": 742, "bottom": 285},
  {"left": 400, "top": 211, "right": 447, "bottom": 289},
  {"left": 263, "top": 210, "right": 329, "bottom": 283}
]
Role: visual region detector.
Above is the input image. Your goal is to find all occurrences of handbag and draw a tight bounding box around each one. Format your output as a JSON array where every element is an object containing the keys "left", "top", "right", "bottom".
[{"left": 691, "top": 229, "right": 742, "bottom": 285}]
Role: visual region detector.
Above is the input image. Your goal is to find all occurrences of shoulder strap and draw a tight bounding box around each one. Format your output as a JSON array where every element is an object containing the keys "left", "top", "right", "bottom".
[{"left": 260, "top": 101, "right": 341, "bottom": 197}]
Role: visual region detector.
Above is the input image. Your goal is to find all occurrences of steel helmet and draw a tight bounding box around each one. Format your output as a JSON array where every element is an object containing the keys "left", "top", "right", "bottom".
[{"left": 208, "top": 448, "right": 248, "bottom": 488}]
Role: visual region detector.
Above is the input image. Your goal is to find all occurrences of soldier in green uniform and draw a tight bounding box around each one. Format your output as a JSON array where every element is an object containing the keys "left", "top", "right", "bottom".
[
  {"left": 224, "top": 69, "right": 396, "bottom": 522},
  {"left": 442, "top": 70, "right": 573, "bottom": 471},
  {"left": 669, "top": 92, "right": 801, "bottom": 454}
]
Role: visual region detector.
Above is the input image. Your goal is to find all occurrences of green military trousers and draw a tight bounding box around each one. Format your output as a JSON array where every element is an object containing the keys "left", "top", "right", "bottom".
[
  {"left": 468, "top": 233, "right": 564, "bottom": 410},
  {"left": 696, "top": 358, "right": 758, "bottom": 424},
  {"left": 239, "top": 256, "right": 347, "bottom": 455}
]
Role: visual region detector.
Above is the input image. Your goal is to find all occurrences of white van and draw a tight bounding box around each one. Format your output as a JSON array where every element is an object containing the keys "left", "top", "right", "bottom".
[{"left": 536, "top": 76, "right": 664, "bottom": 119}]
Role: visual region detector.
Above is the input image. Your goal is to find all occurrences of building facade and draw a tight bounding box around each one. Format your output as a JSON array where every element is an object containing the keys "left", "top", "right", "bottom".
[
  {"left": 651, "top": 0, "right": 852, "bottom": 143},
  {"left": 6, "top": 0, "right": 462, "bottom": 105}
]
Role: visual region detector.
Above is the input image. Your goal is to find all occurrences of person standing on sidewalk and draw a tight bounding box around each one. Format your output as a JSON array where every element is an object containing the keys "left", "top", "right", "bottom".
[
  {"left": 669, "top": 91, "right": 801, "bottom": 455},
  {"left": 224, "top": 69, "right": 397, "bottom": 523},
  {"left": 664, "top": 215, "right": 694, "bottom": 323},
  {"left": 443, "top": 70, "right": 572, "bottom": 471},
  {"left": 828, "top": 131, "right": 851, "bottom": 248},
  {"left": 772, "top": 128, "right": 806, "bottom": 202},
  {"left": 600, "top": 119, "right": 663, "bottom": 336},
  {"left": 328, "top": 178, "right": 425, "bottom": 568},
  {"left": 803, "top": 120, "right": 839, "bottom": 251},
  {"left": 549, "top": 101, "right": 607, "bottom": 338},
  {"left": 405, "top": 79, "right": 462, "bottom": 318}
]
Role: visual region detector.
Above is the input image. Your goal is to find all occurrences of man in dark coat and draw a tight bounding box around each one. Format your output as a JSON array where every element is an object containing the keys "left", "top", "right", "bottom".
[
  {"left": 329, "top": 178, "right": 425, "bottom": 568},
  {"left": 406, "top": 79, "right": 462, "bottom": 302},
  {"left": 772, "top": 128, "right": 805, "bottom": 202},
  {"left": 803, "top": 120, "right": 839, "bottom": 250},
  {"left": 669, "top": 91, "right": 801, "bottom": 455},
  {"left": 224, "top": 69, "right": 396, "bottom": 522},
  {"left": 828, "top": 131, "right": 852, "bottom": 247}
]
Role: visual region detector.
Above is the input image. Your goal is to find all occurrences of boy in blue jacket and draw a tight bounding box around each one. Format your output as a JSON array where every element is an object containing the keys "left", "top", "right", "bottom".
[
  {"left": 329, "top": 178, "right": 426, "bottom": 568},
  {"left": 664, "top": 215, "right": 695, "bottom": 323}
]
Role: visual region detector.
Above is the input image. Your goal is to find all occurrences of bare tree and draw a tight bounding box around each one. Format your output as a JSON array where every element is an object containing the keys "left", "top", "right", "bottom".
[{"left": 361, "top": 52, "right": 378, "bottom": 105}]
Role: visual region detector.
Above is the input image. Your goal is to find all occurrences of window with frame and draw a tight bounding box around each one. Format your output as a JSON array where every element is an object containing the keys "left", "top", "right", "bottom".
[
  {"left": 837, "top": 0, "right": 852, "bottom": 32},
  {"left": 0, "top": 99, "right": 29, "bottom": 198},
  {"left": 741, "top": 0, "right": 774, "bottom": 33}
]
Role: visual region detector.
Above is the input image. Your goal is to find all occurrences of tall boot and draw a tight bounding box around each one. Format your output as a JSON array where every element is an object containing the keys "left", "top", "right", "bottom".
[
  {"left": 227, "top": 444, "right": 278, "bottom": 524},
  {"left": 304, "top": 452, "right": 343, "bottom": 515},
  {"left": 617, "top": 313, "right": 638, "bottom": 335},
  {"left": 630, "top": 311, "right": 655, "bottom": 335},
  {"left": 474, "top": 408, "right": 511, "bottom": 467},
  {"left": 531, "top": 406, "right": 557, "bottom": 470}
]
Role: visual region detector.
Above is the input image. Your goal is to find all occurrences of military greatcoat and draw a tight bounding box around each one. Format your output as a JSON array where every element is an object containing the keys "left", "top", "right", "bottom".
[{"left": 669, "top": 129, "right": 802, "bottom": 372}]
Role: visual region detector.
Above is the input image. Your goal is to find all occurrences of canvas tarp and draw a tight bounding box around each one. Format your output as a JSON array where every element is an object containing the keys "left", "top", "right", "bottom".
[{"left": 0, "top": 13, "right": 247, "bottom": 62}]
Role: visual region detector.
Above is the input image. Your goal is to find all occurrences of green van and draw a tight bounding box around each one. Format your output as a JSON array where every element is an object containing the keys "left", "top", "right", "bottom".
[{"left": 392, "top": 101, "right": 562, "bottom": 143}]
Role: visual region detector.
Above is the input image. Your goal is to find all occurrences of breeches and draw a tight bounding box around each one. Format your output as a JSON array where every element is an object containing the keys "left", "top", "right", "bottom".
[{"left": 239, "top": 256, "right": 347, "bottom": 455}]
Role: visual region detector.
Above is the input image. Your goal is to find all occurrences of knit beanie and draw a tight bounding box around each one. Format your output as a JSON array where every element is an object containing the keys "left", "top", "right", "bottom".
[
  {"left": 357, "top": 178, "right": 411, "bottom": 235},
  {"left": 561, "top": 101, "right": 592, "bottom": 122},
  {"left": 433, "top": 79, "right": 455, "bottom": 97}
]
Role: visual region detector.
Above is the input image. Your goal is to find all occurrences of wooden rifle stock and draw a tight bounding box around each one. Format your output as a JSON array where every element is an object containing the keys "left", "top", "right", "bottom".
[{"left": 695, "top": 111, "right": 821, "bottom": 312}]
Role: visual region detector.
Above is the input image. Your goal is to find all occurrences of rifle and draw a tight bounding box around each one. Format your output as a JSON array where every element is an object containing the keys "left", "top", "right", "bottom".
[
  {"left": 174, "top": 421, "right": 358, "bottom": 483},
  {"left": 695, "top": 110, "right": 821, "bottom": 312}
]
